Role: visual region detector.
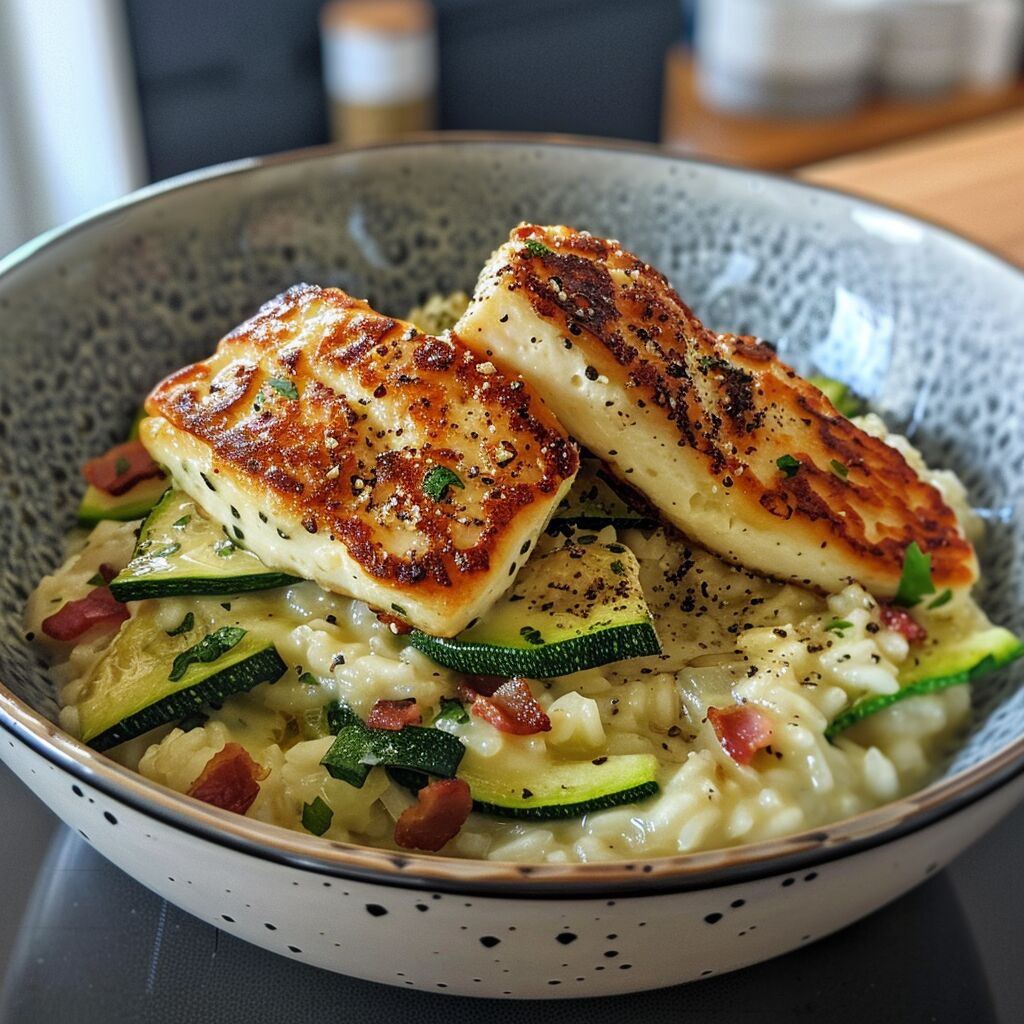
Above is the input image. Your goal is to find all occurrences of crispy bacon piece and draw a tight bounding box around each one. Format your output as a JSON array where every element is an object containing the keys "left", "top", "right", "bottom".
[
  {"left": 460, "top": 677, "right": 551, "bottom": 735},
  {"left": 82, "top": 439, "right": 164, "bottom": 496},
  {"left": 41, "top": 586, "right": 129, "bottom": 641},
  {"left": 708, "top": 705, "right": 774, "bottom": 766},
  {"left": 879, "top": 603, "right": 928, "bottom": 644},
  {"left": 367, "top": 698, "right": 422, "bottom": 730},
  {"left": 97, "top": 563, "right": 119, "bottom": 584},
  {"left": 187, "top": 742, "right": 268, "bottom": 815},
  {"left": 394, "top": 778, "right": 473, "bottom": 852}
]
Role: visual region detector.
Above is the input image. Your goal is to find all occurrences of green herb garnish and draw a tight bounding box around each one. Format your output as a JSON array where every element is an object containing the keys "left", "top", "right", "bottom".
[
  {"left": 114, "top": 456, "right": 130, "bottom": 477},
  {"left": 422, "top": 466, "right": 465, "bottom": 501},
  {"left": 267, "top": 376, "right": 299, "bottom": 400},
  {"left": 523, "top": 239, "right": 552, "bottom": 257},
  {"left": 301, "top": 796, "right": 334, "bottom": 836},
  {"left": 168, "top": 626, "right": 246, "bottom": 682},
  {"left": 776, "top": 454, "right": 801, "bottom": 478},
  {"left": 825, "top": 619, "right": 853, "bottom": 634},
  {"left": 391, "top": 603, "right": 407, "bottom": 616},
  {"left": 928, "top": 589, "right": 953, "bottom": 610},
  {"left": 214, "top": 538, "right": 236, "bottom": 558},
  {"left": 299, "top": 672, "right": 320, "bottom": 687},
  {"left": 166, "top": 612, "right": 195, "bottom": 637},
  {"left": 698, "top": 355, "right": 730, "bottom": 373},
  {"left": 435, "top": 697, "right": 469, "bottom": 725},
  {"left": 893, "top": 542, "right": 935, "bottom": 608},
  {"left": 86, "top": 573, "right": 106, "bottom": 587},
  {"left": 610, "top": 560, "right": 626, "bottom": 576},
  {"left": 830, "top": 459, "right": 849, "bottom": 479}
]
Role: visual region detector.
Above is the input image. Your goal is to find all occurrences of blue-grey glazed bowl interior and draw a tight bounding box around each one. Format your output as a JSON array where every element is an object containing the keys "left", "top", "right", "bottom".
[{"left": 1, "top": 136, "right": 1021, "bottom": 806}]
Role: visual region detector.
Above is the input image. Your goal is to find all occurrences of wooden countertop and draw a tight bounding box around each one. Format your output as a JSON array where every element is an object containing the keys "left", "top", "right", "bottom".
[
  {"left": 799, "top": 109, "right": 1024, "bottom": 266},
  {"left": 662, "top": 46, "right": 1024, "bottom": 173}
]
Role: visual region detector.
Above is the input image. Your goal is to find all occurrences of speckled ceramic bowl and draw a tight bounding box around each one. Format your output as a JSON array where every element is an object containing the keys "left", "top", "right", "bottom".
[{"left": 1, "top": 136, "right": 1022, "bottom": 998}]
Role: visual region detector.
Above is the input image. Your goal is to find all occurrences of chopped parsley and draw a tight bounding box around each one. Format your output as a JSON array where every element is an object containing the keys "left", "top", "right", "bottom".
[
  {"left": 114, "top": 456, "right": 130, "bottom": 477},
  {"left": 301, "top": 796, "right": 334, "bottom": 837},
  {"left": 697, "top": 355, "right": 730, "bottom": 373},
  {"left": 776, "top": 454, "right": 801, "bottom": 478},
  {"left": 435, "top": 697, "right": 469, "bottom": 724},
  {"left": 86, "top": 572, "right": 107, "bottom": 587},
  {"left": 168, "top": 626, "right": 246, "bottom": 682},
  {"left": 830, "top": 459, "right": 849, "bottom": 479},
  {"left": 299, "top": 672, "right": 320, "bottom": 687},
  {"left": 422, "top": 466, "right": 465, "bottom": 501},
  {"left": 610, "top": 559, "right": 626, "bottom": 575},
  {"left": 267, "top": 376, "right": 299, "bottom": 400},
  {"left": 523, "top": 239, "right": 552, "bottom": 257},
  {"left": 166, "top": 612, "right": 195, "bottom": 637},
  {"left": 825, "top": 619, "right": 853, "bottom": 634},
  {"left": 893, "top": 542, "right": 936, "bottom": 608},
  {"left": 391, "top": 603, "right": 407, "bottom": 616},
  {"left": 928, "top": 589, "right": 953, "bottom": 610}
]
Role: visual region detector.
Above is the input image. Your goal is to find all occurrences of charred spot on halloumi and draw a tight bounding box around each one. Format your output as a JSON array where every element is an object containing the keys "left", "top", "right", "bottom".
[
  {"left": 455, "top": 224, "right": 978, "bottom": 599},
  {"left": 141, "top": 284, "right": 578, "bottom": 636}
]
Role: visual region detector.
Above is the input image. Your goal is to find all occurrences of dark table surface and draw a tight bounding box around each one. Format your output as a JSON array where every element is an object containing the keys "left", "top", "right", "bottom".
[{"left": 1, "top": 760, "right": 1022, "bottom": 1023}]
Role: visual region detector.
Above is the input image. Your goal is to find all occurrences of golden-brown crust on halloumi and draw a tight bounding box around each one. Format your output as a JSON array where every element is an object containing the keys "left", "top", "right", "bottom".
[
  {"left": 455, "top": 225, "right": 977, "bottom": 598},
  {"left": 142, "top": 284, "right": 578, "bottom": 635}
]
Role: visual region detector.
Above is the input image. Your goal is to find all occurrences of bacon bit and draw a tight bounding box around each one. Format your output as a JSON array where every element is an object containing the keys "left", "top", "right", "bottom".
[
  {"left": 394, "top": 778, "right": 473, "bottom": 852},
  {"left": 708, "top": 705, "right": 774, "bottom": 766},
  {"left": 879, "top": 603, "right": 928, "bottom": 644},
  {"left": 367, "top": 698, "right": 421, "bottom": 731},
  {"left": 82, "top": 439, "right": 164, "bottom": 496},
  {"left": 187, "top": 743, "right": 268, "bottom": 815},
  {"left": 97, "top": 563, "right": 119, "bottom": 584},
  {"left": 375, "top": 612, "right": 412, "bottom": 635},
  {"left": 462, "top": 677, "right": 551, "bottom": 735},
  {"left": 41, "top": 586, "right": 129, "bottom": 641}
]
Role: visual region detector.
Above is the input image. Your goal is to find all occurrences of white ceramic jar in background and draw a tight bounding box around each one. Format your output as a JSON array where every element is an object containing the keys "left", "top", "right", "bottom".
[
  {"left": 965, "top": 0, "right": 1024, "bottom": 88},
  {"left": 876, "top": 0, "right": 971, "bottom": 97},
  {"left": 694, "top": 0, "right": 879, "bottom": 117}
]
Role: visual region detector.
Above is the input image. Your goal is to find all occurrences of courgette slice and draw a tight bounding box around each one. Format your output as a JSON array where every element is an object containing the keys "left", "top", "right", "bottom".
[
  {"left": 109, "top": 490, "right": 299, "bottom": 601},
  {"left": 75, "top": 608, "right": 287, "bottom": 751},
  {"left": 809, "top": 375, "right": 866, "bottom": 418},
  {"left": 321, "top": 721, "right": 465, "bottom": 788},
  {"left": 550, "top": 459, "right": 656, "bottom": 531},
  {"left": 826, "top": 625, "right": 1023, "bottom": 737},
  {"left": 409, "top": 538, "right": 660, "bottom": 677},
  {"left": 77, "top": 409, "right": 165, "bottom": 525},
  {"left": 78, "top": 476, "right": 169, "bottom": 526},
  {"left": 457, "top": 753, "right": 659, "bottom": 819}
]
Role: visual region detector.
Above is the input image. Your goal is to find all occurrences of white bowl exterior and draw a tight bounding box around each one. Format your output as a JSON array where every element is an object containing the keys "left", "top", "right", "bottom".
[{"left": 5, "top": 731, "right": 1022, "bottom": 998}]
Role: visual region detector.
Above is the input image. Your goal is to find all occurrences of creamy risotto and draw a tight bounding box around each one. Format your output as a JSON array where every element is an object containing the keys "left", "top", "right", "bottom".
[{"left": 26, "top": 413, "right": 994, "bottom": 862}]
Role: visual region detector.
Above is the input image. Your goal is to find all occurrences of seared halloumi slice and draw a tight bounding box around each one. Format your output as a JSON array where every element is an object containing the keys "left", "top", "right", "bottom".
[
  {"left": 142, "top": 284, "right": 578, "bottom": 636},
  {"left": 455, "top": 225, "right": 977, "bottom": 598}
]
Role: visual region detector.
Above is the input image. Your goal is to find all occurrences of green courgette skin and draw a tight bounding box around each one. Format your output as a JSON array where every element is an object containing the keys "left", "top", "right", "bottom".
[
  {"left": 77, "top": 478, "right": 169, "bottom": 526},
  {"left": 409, "top": 621, "right": 660, "bottom": 679},
  {"left": 826, "top": 629, "right": 1024, "bottom": 737},
  {"left": 109, "top": 490, "right": 299, "bottom": 601},
  {"left": 389, "top": 756, "right": 661, "bottom": 820},
  {"left": 472, "top": 780, "right": 660, "bottom": 820},
  {"left": 110, "top": 572, "right": 300, "bottom": 602},
  {"left": 321, "top": 722, "right": 466, "bottom": 788},
  {"left": 89, "top": 645, "right": 287, "bottom": 751}
]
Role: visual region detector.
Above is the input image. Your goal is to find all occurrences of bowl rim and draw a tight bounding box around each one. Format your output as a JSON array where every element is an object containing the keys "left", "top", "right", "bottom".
[{"left": 2, "top": 131, "right": 1022, "bottom": 898}]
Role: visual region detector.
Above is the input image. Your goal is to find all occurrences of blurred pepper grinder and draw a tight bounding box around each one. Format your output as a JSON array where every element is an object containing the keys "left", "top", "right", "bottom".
[{"left": 320, "top": 0, "right": 437, "bottom": 146}]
